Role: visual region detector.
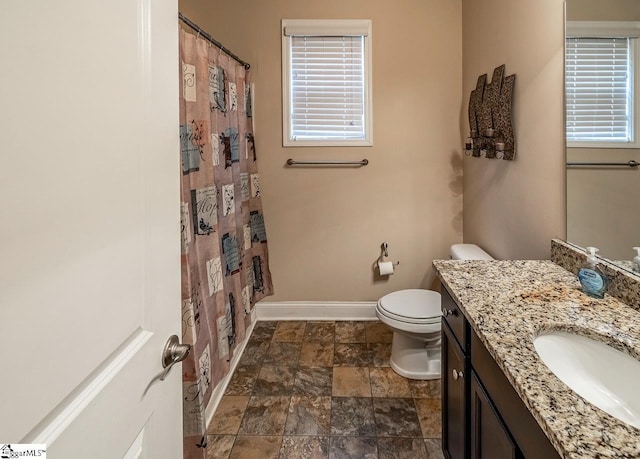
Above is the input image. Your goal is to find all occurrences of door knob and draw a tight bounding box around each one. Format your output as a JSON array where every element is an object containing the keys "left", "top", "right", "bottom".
[
  {"left": 160, "top": 335, "right": 191, "bottom": 381},
  {"left": 452, "top": 369, "right": 464, "bottom": 381}
]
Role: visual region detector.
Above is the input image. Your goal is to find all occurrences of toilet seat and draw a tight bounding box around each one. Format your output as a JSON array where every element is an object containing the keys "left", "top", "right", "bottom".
[{"left": 377, "top": 289, "right": 441, "bottom": 324}]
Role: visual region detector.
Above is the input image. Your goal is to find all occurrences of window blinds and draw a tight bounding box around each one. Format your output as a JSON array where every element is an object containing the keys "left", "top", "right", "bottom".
[
  {"left": 565, "top": 37, "right": 633, "bottom": 142},
  {"left": 289, "top": 35, "right": 365, "bottom": 140}
]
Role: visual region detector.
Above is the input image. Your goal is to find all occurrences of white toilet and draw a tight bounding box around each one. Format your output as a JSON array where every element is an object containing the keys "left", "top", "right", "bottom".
[{"left": 375, "top": 243, "right": 494, "bottom": 380}]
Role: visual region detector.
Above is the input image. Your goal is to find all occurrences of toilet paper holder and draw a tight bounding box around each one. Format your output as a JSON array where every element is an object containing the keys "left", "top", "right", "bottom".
[{"left": 380, "top": 242, "right": 400, "bottom": 268}]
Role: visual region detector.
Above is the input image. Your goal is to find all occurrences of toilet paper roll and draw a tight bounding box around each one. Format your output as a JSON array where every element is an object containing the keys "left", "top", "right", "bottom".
[{"left": 378, "top": 261, "right": 394, "bottom": 276}]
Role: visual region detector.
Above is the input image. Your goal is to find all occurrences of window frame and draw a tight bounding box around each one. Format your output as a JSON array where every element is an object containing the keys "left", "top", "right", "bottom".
[
  {"left": 281, "top": 19, "right": 373, "bottom": 147},
  {"left": 566, "top": 21, "right": 640, "bottom": 149}
]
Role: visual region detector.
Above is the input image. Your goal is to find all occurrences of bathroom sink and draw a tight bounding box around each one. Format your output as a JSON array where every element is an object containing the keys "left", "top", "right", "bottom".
[{"left": 534, "top": 331, "right": 640, "bottom": 429}]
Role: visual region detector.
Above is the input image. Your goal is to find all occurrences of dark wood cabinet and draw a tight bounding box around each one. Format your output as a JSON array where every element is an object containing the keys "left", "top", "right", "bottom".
[
  {"left": 471, "top": 332, "right": 561, "bottom": 459},
  {"left": 440, "top": 286, "right": 561, "bottom": 459},
  {"left": 470, "top": 372, "right": 517, "bottom": 459},
  {"left": 442, "top": 322, "right": 468, "bottom": 459},
  {"left": 441, "top": 284, "right": 468, "bottom": 351}
]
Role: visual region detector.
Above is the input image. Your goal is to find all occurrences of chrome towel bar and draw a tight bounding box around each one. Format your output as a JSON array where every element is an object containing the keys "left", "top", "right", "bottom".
[
  {"left": 567, "top": 160, "right": 639, "bottom": 168},
  {"left": 286, "top": 158, "right": 369, "bottom": 167}
]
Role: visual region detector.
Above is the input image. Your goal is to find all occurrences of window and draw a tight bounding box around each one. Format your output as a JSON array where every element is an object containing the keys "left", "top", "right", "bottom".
[
  {"left": 281, "top": 19, "right": 373, "bottom": 147},
  {"left": 566, "top": 21, "right": 640, "bottom": 148}
]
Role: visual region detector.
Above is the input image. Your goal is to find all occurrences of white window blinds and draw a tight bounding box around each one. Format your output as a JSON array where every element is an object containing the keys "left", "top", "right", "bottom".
[
  {"left": 289, "top": 35, "right": 365, "bottom": 141},
  {"left": 282, "top": 19, "right": 372, "bottom": 146},
  {"left": 565, "top": 37, "right": 634, "bottom": 143}
]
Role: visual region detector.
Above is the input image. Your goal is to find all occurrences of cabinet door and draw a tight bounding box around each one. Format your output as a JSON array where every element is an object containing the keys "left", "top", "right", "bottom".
[
  {"left": 442, "top": 322, "right": 468, "bottom": 459},
  {"left": 470, "top": 372, "right": 517, "bottom": 459}
]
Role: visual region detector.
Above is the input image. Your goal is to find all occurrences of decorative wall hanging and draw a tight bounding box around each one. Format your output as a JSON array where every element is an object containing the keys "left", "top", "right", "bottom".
[{"left": 464, "top": 65, "right": 516, "bottom": 161}]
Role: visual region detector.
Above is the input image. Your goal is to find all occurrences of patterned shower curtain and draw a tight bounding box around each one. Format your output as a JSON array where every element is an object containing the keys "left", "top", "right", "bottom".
[{"left": 179, "top": 29, "right": 273, "bottom": 459}]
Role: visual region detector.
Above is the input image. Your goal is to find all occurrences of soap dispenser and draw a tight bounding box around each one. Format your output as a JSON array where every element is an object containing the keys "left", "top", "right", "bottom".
[
  {"left": 633, "top": 247, "right": 640, "bottom": 273},
  {"left": 578, "top": 247, "right": 608, "bottom": 299}
]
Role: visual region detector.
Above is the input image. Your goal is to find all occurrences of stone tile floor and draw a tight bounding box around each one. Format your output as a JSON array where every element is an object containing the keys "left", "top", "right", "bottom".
[{"left": 206, "top": 321, "right": 444, "bottom": 459}]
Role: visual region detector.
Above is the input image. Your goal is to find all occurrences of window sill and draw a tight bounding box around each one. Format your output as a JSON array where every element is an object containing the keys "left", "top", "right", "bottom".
[
  {"left": 567, "top": 141, "right": 640, "bottom": 149},
  {"left": 283, "top": 139, "right": 373, "bottom": 147}
]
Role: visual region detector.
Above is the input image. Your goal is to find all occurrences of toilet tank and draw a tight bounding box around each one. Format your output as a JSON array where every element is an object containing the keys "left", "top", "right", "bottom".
[{"left": 450, "top": 244, "right": 494, "bottom": 260}]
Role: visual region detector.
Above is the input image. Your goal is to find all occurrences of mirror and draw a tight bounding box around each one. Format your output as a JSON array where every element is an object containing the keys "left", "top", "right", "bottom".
[{"left": 565, "top": 0, "right": 640, "bottom": 275}]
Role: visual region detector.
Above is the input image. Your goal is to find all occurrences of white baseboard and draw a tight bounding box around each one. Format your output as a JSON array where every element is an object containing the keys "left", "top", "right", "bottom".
[
  {"left": 255, "top": 301, "right": 378, "bottom": 321},
  {"left": 204, "top": 314, "right": 257, "bottom": 430}
]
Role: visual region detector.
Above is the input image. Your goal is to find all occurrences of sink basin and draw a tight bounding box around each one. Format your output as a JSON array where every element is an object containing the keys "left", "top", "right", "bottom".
[{"left": 534, "top": 331, "right": 640, "bottom": 429}]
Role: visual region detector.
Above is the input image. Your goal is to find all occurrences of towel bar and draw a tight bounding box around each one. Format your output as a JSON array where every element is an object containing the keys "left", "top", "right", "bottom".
[
  {"left": 566, "top": 160, "right": 639, "bottom": 168},
  {"left": 286, "top": 158, "right": 369, "bottom": 166}
]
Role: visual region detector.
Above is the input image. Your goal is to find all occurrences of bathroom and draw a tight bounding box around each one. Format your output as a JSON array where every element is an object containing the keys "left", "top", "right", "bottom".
[
  {"left": 176, "top": 0, "right": 564, "bottom": 453},
  {"left": 3, "top": 0, "right": 640, "bottom": 457}
]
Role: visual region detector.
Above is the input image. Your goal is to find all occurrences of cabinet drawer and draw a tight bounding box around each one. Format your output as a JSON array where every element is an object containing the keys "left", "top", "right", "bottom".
[{"left": 441, "top": 285, "right": 468, "bottom": 352}]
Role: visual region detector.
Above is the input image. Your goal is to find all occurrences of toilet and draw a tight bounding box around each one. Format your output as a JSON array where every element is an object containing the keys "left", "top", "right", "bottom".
[{"left": 375, "top": 244, "right": 494, "bottom": 380}]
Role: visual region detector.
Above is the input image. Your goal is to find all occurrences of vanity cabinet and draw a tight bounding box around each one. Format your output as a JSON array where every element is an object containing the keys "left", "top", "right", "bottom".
[
  {"left": 442, "top": 322, "right": 468, "bottom": 459},
  {"left": 441, "top": 286, "right": 561, "bottom": 459},
  {"left": 470, "top": 372, "right": 516, "bottom": 459}
]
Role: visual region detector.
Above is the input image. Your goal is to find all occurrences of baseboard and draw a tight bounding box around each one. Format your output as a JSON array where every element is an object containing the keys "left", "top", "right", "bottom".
[
  {"left": 255, "top": 301, "right": 378, "bottom": 321},
  {"left": 204, "top": 311, "right": 257, "bottom": 429}
]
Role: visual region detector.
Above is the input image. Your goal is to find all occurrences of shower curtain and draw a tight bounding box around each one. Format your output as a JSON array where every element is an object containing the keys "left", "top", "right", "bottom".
[{"left": 179, "top": 29, "right": 273, "bottom": 458}]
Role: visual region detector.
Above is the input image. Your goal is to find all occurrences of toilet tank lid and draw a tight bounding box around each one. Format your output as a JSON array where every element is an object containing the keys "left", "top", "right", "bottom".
[{"left": 450, "top": 244, "right": 494, "bottom": 260}]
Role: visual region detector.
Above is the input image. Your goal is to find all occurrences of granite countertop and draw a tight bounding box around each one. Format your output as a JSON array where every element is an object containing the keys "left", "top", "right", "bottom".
[
  {"left": 613, "top": 260, "right": 638, "bottom": 274},
  {"left": 433, "top": 259, "right": 640, "bottom": 459}
]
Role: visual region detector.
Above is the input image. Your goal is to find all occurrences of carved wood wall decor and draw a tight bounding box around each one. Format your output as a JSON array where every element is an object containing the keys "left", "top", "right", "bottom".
[{"left": 466, "top": 65, "right": 516, "bottom": 161}]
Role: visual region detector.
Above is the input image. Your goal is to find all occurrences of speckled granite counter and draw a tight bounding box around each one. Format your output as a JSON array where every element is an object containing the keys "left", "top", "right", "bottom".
[{"left": 433, "top": 259, "right": 640, "bottom": 459}]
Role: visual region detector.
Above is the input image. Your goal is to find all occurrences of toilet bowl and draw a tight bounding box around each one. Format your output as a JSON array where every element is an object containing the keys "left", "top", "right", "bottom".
[
  {"left": 376, "top": 289, "right": 442, "bottom": 380},
  {"left": 375, "top": 244, "right": 494, "bottom": 380}
]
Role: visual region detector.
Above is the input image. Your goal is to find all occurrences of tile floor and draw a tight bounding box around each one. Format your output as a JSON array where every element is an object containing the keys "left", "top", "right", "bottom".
[{"left": 206, "top": 321, "right": 444, "bottom": 459}]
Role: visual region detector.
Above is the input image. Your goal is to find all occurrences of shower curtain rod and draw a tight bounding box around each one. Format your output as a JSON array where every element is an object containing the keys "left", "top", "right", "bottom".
[{"left": 179, "top": 13, "right": 250, "bottom": 69}]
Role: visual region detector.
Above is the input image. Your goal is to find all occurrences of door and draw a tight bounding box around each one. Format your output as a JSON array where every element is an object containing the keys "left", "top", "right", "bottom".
[
  {"left": 0, "top": 1, "right": 182, "bottom": 458},
  {"left": 470, "top": 372, "right": 517, "bottom": 459},
  {"left": 442, "top": 322, "right": 468, "bottom": 459}
]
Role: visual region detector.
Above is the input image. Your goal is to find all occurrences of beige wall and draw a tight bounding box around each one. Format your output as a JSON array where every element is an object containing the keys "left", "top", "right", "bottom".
[
  {"left": 567, "top": 0, "right": 640, "bottom": 21},
  {"left": 461, "top": 0, "right": 566, "bottom": 260},
  {"left": 179, "top": 0, "right": 463, "bottom": 301},
  {"left": 566, "top": 0, "right": 640, "bottom": 261}
]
